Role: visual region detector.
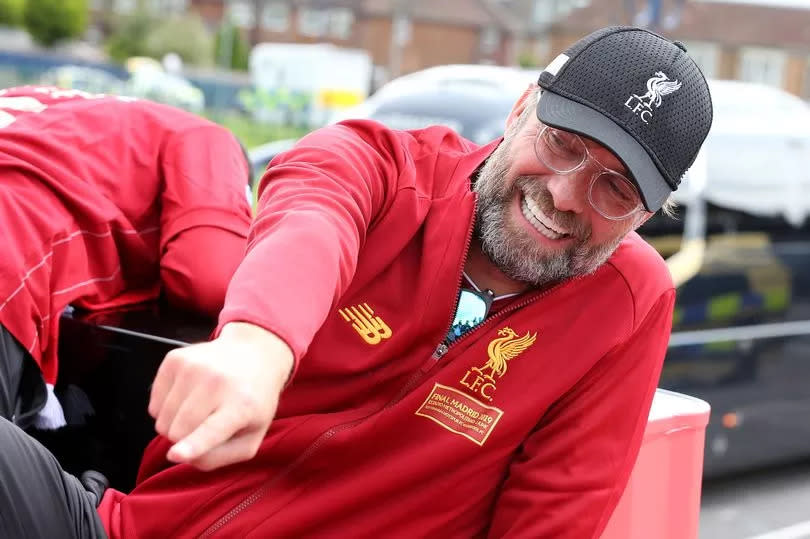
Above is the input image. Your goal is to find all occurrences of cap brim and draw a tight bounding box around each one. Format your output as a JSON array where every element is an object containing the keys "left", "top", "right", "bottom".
[{"left": 537, "top": 91, "right": 670, "bottom": 212}]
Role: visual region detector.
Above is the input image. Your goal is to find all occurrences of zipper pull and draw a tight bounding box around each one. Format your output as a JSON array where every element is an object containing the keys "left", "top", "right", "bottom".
[
  {"left": 423, "top": 342, "right": 449, "bottom": 373},
  {"left": 433, "top": 342, "right": 449, "bottom": 359}
]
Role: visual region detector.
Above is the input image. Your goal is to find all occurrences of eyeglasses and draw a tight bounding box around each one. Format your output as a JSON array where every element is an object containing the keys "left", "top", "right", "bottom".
[
  {"left": 534, "top": 126, "right": 643, "bottom": 220},
  {"left": 445, "top": 288, "right": 494, "bottom": 344}
]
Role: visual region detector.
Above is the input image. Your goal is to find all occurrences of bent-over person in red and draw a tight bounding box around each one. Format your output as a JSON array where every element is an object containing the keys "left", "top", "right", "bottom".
[{"left": 0, "top": 85, "right": 252, "bottom": 430}]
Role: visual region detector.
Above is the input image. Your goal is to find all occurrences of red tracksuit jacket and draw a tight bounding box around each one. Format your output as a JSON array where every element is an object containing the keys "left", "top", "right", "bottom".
[
  {"left": 99, "top": 121, "right": 675, "bottom": 538},
  {"left": 0, "top": 86, "right": 251, "bottom": 384}
]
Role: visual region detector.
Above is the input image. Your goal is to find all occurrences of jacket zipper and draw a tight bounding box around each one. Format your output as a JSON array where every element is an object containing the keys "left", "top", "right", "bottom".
[
  {"left": 428, "top": 275, "right": 576, "bottom": 365},
  {"left": 198, "top": 198, "right": 577, "bottom": 537},
  {"left": 425, "top": 193, "right": 578, "bottom": 367},
  {"left": 424, "top": 197, "right": 479, "bottom": 365},
  {"left": 196, "top": 196, "right": 483, "bottom": 537}
]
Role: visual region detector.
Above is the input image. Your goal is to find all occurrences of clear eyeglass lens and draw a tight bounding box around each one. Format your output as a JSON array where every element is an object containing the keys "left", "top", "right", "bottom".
[
  {"left": 591, "top": 171, "right": 641, "bottom": 218},
  {"left": 536, "top": 128, "right": 587, "bottom": 173}
]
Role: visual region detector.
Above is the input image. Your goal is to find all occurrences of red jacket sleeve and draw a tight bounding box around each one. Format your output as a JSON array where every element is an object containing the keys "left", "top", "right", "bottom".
[
  {"left": 160, "top": 226, "right": 247, "bottom": 318},
  {"left": 158, "top": 124, "right": 252, "bottom": 316},
  {"left": 487, "top": 289, "right": 675, "bottom": 539},
  {"left": 216, "top": 122, "right": 406, "bottom": 374},
  {"left": 159, "top": 124, "right": 252, "bottom": 251}
]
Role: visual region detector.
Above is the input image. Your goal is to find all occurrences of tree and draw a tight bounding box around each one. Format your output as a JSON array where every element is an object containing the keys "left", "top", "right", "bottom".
[
  {"left": 23, "top": 0, "right": 87, "bottom": 47},
  {"left": 144, "top": 14, "right": 214, "bottom": 67},
  {"left": 0, "top": 0, "right": 25, "bottom": 27},
  {"left": 517, "top": 50, "right": 541, "bottom": 69},
  {"left": 106, "top": 11, "right": 213, "bottom": 67},
  {"left": 105, "top": 10, "right": 154, "bottom": 63},
  {"left": 215, "top": 21, "right": 250, "bottom": 71}
]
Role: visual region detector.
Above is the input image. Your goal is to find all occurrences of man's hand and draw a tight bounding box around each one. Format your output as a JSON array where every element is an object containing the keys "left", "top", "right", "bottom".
[{"left": 148, "top": 322, "right": 294, "bottom": 471}]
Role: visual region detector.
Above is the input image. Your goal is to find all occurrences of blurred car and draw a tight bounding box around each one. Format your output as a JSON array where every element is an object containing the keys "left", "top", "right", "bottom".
[
  {"left": 248, "top": 137, "right": 299, "bottom": 187},
  {"left": 125, "top": 57, "right": 205, "bottom": 113},
  {"left": 696, "top": 80, "right": 810, "bottom": 227},
  {"left": 248, "top": 64, "right": 536, "bottom": 185},
  {"left": 642, "top": 80, "right": 810, "bottom": 477},
  {"left": 332, "top": 64, "right": 537, "bottom": 144},
  {"left": 39, "top": 65, "right": 127, "bottom": 96}
]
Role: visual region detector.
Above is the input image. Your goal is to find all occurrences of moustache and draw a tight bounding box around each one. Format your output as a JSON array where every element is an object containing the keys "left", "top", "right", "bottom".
[{"left": 513, "top": 176, "right": 590, "bottom": 241}]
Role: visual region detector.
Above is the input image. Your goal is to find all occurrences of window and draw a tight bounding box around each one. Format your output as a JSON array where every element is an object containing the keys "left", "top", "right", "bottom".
[
  {"left": 680, "top": 41, "right": 719, "bottom": 79},
  {"left": 803, "top": 57, "right": 810, "bottom": 100},
  {"left": 113, "top": 0, "right": 137, "bottom": 13},
  {"left": 479, "top": 27, "right": 501, "bottom": 55},
  {"left": 261, "top": 2, "right": 291, "bottom": 32},
  {"left": 228, "top": 0, "right": 255, "bottom": 28},
  {"left": 531, "top": 1, "right": 554, "bottom": 24},
  {"left": 329, "top": 8, "right": 354, "bottom": 40},
  {"left": 555, "top": 0, "right": 590, "bottom": 16},
  {"left": 532, "top": 0, "right": 590, "bottom": 25},
  {"left": 739, "top": 47, "right": 787, "bottom": 88},
  {"left": 146, "top": 0, "right": 189, "bottom": 13},
  {"left": 298, "top": 8, "right": 329, "bottom": 37}
]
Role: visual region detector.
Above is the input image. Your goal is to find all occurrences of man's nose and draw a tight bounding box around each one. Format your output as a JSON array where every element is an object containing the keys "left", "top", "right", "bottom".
[{"left": 545, "top": 173, "right": 587, "bottom": 214}]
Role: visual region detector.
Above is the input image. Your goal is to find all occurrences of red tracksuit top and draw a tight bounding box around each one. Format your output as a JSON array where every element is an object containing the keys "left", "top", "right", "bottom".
[
  {"left": 99, "top": 120, "right": 675, "bottom": 538},
  {"left": 0, "top": 86, "right": 251, "bottom": 384}
]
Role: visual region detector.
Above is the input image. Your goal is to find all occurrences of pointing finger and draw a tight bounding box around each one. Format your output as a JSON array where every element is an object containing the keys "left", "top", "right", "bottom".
[
  {"left": 167, "top": 404, "right": 247, "bottom": 464},
  {"left": 148, "top": 351, "right": 181, "bottom": 419}
]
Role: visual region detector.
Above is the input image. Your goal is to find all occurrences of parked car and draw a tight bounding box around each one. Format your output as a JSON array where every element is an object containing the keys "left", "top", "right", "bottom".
[
  {"left": 247, "top": 65, "right": 536, "bottom": 186},
  {"left": 641, "top": 79, "right": 810, "bottom": 476},
  {"left": 125, "top": 57, "right": 205, "bottom": 113},
  {"left": 39, "top": 65, "right": 127, "bottom": 96},
  {"left": 332, "top": 64, "right": 537, "bottom": 144},
  {"left": 248, "top": 137, "right": 298, "bottom": 187}
]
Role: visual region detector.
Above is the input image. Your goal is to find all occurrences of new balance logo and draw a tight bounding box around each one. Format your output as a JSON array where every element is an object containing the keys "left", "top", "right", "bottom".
[{"left": 339, "top": 303, "right": 392, "bottom": 345}]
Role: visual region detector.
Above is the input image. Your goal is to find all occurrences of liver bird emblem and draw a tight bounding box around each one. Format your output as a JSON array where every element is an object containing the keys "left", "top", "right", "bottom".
[
  {"left": 477, "top": 327, "right": 537, "bottom": 380},
  {"left": 637, "top": 71, "right": 682, "bottom": 109}
]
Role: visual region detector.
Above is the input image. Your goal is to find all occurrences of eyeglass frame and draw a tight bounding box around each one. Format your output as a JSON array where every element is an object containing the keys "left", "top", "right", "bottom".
[{"left": 533, "top": 125, "right": 644, "bottom": 221}]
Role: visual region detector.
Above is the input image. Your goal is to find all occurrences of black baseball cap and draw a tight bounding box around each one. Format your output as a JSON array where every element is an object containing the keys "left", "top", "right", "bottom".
[{"left": 537, "top": 26, "right": 713, "bottom": 211}]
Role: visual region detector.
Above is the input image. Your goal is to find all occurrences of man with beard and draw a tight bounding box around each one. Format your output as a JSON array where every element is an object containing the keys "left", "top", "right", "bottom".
[{"left": 0, "top": 27, "right": 711, "bottom": 538}]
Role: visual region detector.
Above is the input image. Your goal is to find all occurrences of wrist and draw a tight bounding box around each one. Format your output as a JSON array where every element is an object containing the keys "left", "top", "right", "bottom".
[{"left": 219, "top": 322, "right": 295, "bottom": 380}]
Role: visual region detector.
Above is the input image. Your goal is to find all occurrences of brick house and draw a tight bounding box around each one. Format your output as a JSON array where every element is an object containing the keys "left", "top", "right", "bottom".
[
  {"left": 187, "top": 0, "right": 520, "bottom": 83},
  {"left": 515, "top": 0, "right": 810, "bottom": 98},
  {"left": 98, "top": 0, "right": 810, "bottom": 97}
]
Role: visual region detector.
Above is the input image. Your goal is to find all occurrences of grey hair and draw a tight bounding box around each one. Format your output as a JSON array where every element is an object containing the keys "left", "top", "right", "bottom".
[{"left": 659, "top": 195, "right": 678, "bottom": 218}]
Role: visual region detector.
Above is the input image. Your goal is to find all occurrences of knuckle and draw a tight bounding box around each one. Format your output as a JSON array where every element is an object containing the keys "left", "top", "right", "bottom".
[
  {"left": 163, "top": 348, "right": 185, "bottom": 365},
  {"left": 240, "top": 442, "right": 260, "bottom": 461},
  {"left": 167, "top": 419, "right": 192, "bottom": 442},
  {"left": 154, "top": 417, "right": 170, "bottom": 437},
  {"left": 204, "top": 369, "right": 228, "bottom": 388},
  {"left": 222, "top": 387, "right": 255, "bottom": 412}
]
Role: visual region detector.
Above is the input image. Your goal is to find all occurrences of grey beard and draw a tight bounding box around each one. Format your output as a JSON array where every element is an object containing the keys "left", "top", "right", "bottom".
[{"left": 472, "top": 143, "right": 622, "bottom": 287}]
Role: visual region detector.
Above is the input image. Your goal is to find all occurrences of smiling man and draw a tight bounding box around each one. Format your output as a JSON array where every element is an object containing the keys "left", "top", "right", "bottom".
[
  {"left": 0, "top": 26, "right": 712, "bottom": 539},
  {"left": 468, "top": 89, "right": 658, "bottom": 296}
]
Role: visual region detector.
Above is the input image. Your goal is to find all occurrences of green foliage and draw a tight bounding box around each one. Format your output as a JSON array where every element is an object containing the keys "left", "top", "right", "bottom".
[
  {"left": 105, "top": 10, "right": 153, "bottom": 63},
  {"left": 107, "top": 12, "right": 213, "bottom": 67},
  {"left": 143, "top": 14, "right": 214, "bottom": 67},
  {"left": 0, "top": 0, "right": 25, "bottom": 27},
  {"left": 517, "top": 50, "right": 541, "bottom": 69},
  {"left": 23, "top": 0, "right": 87, "bottom": 46},
  {"left": 214, "top": 22, "right": 250, "bottom": 71},
  {"left": 209, "top": 111, "right": 309, "bottom": 150}
]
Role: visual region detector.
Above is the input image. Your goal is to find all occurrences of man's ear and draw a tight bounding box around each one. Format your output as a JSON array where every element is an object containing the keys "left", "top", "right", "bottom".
[{"left": 505, "top": 83, "right": 540, "bottom": 131}]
